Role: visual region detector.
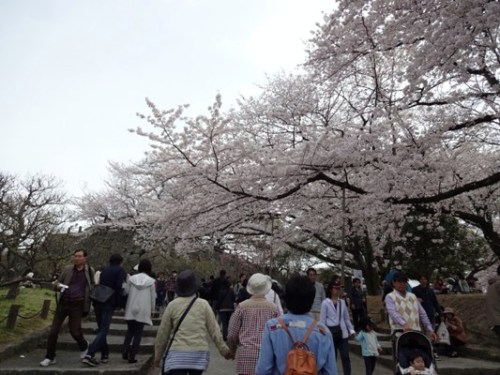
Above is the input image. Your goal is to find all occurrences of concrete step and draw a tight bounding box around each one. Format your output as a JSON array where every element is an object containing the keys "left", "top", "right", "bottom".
[
  {"left": 349, "top": 342, "right": 500, "bottom": 375},
  {"left": 0, "top": 349, "right": 153, "bottom": 374},
  {"left": 431, "top": 356, "right": 500, "bottom": 375},
  {"left": 41, "top": 333, "right": 156, "bottom": 354},
  {"left": 81, "top": 322, "right": 158, "bottom": 337},
  {"left": 87, "top": 316, "right": 162, "bottom": 326},
  {"left": 352, "top": 332, "right": 500, "bottom": 364},
  {"left": 349, "top": 339, "right": 393, "bottom": 356}
]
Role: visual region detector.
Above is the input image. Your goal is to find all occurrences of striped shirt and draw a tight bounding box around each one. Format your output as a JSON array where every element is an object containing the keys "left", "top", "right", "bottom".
[
  {"left": 155, "top": 297, "right": 229, "bottom": 371},
  {"left": 163, "top": 350, "right": 210, "bottom": 372}
]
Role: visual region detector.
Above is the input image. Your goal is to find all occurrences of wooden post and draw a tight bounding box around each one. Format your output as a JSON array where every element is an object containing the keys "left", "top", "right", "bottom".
[
  {"left": 6, "top": 304, "right": 20, "bottom": 330},
  {"left": 40, "top": 299, "right": 51, "bottom": 319}
]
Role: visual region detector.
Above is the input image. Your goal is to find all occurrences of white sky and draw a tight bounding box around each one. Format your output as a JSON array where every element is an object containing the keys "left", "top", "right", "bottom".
[{"left": 0, "top": 0, "right": 332, "bottom": 197}]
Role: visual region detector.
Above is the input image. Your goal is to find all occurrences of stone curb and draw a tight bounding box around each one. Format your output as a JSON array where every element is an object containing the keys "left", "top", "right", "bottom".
[{"left": 0, "top": 326, "right": 50, "bottom": 363}]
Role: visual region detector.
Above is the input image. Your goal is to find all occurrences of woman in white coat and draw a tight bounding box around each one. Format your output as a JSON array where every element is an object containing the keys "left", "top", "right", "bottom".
[{"left": 122, "top": 258, "right": 156, "bottom": 363}]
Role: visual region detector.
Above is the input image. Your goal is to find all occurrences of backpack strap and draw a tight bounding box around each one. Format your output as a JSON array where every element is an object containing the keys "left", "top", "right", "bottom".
[
  {"left": 278, "top": 318, "right": 318, "bottom": 347},
  {"left": 301, "top": 320, "right": 318, "bottom": 345},
  {"left": 278, "top": 318, "right": 297, "bottom": 344}
]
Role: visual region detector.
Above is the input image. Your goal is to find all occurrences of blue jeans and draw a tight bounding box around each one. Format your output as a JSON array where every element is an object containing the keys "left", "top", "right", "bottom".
[
  {"left": 88, "top": 302, "right": 114, "bottom": 358},
  {"left": 333, "top": 337, "right": 351, "bottom": 375}
]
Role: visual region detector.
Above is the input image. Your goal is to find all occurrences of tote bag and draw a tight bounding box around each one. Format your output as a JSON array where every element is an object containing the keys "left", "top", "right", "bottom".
[
  {"left": 436, "top": 321, "right": 450, "bottom": 345},
  {"left": 90, "top": 284, "right": 115, "bottom": 303}
]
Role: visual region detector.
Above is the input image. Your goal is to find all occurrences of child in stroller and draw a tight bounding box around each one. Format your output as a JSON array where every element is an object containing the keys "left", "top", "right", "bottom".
[
  {"left": 394, "top": 331, "right": 438, "bottom": 375},
  {"left": 400, "top": 351, "right": 436, "bottom": 374}
]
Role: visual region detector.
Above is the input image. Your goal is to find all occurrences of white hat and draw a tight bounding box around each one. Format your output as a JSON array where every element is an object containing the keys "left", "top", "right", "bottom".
[{"left": 247, "top": 273, "right": 272, "bottom": 296}]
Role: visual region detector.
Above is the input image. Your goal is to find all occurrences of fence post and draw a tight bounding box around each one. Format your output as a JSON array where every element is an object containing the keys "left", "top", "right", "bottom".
[
  {"left": 6, "top": 304, "right": 20, "bottom": 330},
  {"left": 40, "top": 299, "right": 51, "bottom": 319}
]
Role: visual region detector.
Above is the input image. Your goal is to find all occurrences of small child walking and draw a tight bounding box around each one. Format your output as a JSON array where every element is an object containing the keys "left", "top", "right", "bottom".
[{"left": 354, "top": 317, "right": 383, "bottom": 375}]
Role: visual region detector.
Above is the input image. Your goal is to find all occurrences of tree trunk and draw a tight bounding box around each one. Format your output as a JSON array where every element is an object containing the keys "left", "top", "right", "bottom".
[
  {"left": 6, "top": 282, "right": 19, "bottom": 299},
  {"left": 351, "top": 236, "right": 381, "bottom": 296}
]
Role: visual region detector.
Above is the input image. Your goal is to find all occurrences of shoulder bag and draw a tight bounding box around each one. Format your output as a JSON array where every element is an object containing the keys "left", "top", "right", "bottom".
[
  {"left": 90, "top": 284, "right": 115, "bottom": 303},
  {"left": 328, "top": 299, "right": 343, "bottom": 341},
  {"left": 161, "top": 296, "right": 198, "bottom": 375}
]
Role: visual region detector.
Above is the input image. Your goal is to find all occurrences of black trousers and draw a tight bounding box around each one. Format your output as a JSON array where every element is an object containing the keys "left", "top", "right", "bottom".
[
  {"left": 123, "top": 320, "right": 145, "bottom": 360},
  {"left": 332, "top": 336, "right": 351, "bottom": 375},
  {"left": 493, "top": 325, "right": 500, "bottom": 339},
  {"left": 363, "top": 356, "right": 377, "bottom": 375},
  {"left": 351, "top": 308, "right": 366, "bottom": 331},
  {"left": 166, "top": 370, "right": 203, "bottom": 375},
  {"left": 45, "top": 299, "right": 87, "bottom": 360}
]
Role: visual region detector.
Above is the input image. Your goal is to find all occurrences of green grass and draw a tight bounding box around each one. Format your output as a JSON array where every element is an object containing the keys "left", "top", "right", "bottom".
[{"left": 0, "top": 287, "right": 55, "bottom": 350}]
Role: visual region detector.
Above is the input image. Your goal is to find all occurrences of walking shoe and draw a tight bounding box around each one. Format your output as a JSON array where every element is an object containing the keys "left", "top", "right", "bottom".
[
  {"left": 100, "top": 356, "right": 109, "bottom": 363},
  {"left": 82, "top": 356, "right": 99, "bottom": 367},
  {"left": 80, "top": 340, "right": 89, "bottom": 359},
  {"left": 40, "top": 358, "right": 56, "bottom": 367},
  {"left": 122, "top": 348, "right": 130, "bottom": 361}
]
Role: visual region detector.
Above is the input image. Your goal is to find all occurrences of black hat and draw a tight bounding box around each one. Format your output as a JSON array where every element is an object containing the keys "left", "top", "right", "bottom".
[
  {"left": 175, "top": 270, "right": 201, "bottom": 297},
  {"left": 392, "top": 272, "right": 408, "bottom": 282}
]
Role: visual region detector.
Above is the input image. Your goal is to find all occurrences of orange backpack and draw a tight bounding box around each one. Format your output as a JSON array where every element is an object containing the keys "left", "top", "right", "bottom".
[{"left": 278, "top": 318, "right": 318, "bottom": 375}]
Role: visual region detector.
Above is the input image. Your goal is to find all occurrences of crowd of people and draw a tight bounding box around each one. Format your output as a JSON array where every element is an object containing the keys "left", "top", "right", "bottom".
[{"left": 37, "top": 249, "right": 499, "bottom": 375}]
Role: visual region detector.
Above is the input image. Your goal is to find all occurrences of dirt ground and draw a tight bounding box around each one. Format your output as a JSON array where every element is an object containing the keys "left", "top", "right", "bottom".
[{"left": 365, "top": 293, "right": 497, "bottom": 346}]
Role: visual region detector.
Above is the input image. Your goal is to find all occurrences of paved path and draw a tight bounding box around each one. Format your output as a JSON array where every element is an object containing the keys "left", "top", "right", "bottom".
[{"left": 148, "top": 343, "right": 394, "bottom": 374}]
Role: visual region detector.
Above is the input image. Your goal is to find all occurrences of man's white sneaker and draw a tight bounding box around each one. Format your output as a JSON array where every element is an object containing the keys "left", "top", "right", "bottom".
[
  {"left": 80, "top": 340, "right": 89, "bottom": 359},
  {"left": 40, "top": 358, "right": 56, "bottom": 367}
]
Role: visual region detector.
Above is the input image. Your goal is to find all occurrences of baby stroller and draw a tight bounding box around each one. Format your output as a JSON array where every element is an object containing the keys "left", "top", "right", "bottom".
[{"left": 392, "top": 330, "right": 438, "bottom": 374}]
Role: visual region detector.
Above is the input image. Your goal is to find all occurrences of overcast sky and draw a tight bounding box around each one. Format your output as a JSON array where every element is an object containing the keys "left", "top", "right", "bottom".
[{"left": 0, "top": 0, "right": 331, "bottom": 197}]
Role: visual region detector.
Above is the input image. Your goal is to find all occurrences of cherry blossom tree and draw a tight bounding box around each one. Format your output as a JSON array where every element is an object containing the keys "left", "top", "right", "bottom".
[
  {"left": 305, "top": 0, "right": 500, "bottom": 261},
  {"left": 79, "top": 0, "right": 499, "bottom": 291}
]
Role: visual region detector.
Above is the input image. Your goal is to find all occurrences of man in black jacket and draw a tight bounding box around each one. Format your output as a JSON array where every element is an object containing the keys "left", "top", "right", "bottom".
[
  {"left": 210, "top": 269, "right": 226, "bottom": 311},
  {"left": 348, "top": 277, "right": 367, "bottom": 332},
  {"left": 83, "top": 254, "right": 127, "bottom": 366},
  {"left": 412, "top": 275, "right": 442, "bottom": 329}
]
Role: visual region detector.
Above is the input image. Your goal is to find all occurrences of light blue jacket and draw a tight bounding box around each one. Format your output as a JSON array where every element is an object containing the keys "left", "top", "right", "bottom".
[
  {"left": 355, "top": 330, "right": 381, "bottom": 357},
  {"left": 256, "top": 313, "right": 337, "bottom": 375}
]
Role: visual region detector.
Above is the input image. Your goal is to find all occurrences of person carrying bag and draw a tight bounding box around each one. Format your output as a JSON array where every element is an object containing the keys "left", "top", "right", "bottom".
[
  {"left": 154, "top": 269, "right": 231, "bottom": 375},
  {"left": 320, "top": 278, "right": 356, "bottom": 375}
]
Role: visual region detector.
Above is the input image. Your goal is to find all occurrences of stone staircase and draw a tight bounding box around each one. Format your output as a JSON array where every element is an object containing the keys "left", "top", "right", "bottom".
[
  {"left": 0, "top": 309, "right": 159, "bottom": 374},
  {"left": 1, "top": 308, "right": 499, "bottom": 375},
  {"left": 348, "top": 329, "right": 500, "bottom": 375}
]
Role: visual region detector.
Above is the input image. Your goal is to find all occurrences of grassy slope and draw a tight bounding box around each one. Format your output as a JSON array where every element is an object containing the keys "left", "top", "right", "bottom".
[{"left": 0, "top": 287, "right": 55, "bottom": 351}]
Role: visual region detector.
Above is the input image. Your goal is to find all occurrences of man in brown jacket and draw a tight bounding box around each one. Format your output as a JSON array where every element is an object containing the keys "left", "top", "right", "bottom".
[
  {"left": 486, "top": 265, "right": 500, "bottom": 340},
  {"left": 40, "top": 249, "right": 94, "bottom": 367}
]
